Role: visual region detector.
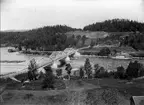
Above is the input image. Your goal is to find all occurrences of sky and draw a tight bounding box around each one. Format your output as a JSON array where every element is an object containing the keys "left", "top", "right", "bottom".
[{"left": 1, "top": 0, "right": 144, "bottom": 31}]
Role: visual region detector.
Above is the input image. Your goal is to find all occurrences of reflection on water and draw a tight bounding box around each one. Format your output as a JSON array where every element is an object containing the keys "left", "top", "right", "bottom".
[{"left": 0, "top": 47, "right": 144, "bottom": 74}]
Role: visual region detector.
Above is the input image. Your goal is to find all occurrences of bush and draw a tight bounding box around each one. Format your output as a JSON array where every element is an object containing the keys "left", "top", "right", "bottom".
[
  {"left": 56, "top": 69, "right": 62, "bottom": 77},
  {"left": 125, "top": 61, "right": 141, "bottom": 79},
  {"left": 79, "top": 66, "right": 84, "bottom": 78},
  {"left": 65, "top": 64, "right": 72, "bottom": 80},
  {"left": 94, "top": 64, "right": 115, "bottom": 78},
  {"left": 42, "top": 66, "right": 55, "bottom": 89},
  {"left": 98, "top": 47, "right": 111, "bottom": 56},
  {"left": 115, "top": 66, "right": 125, "bottom": 79}
]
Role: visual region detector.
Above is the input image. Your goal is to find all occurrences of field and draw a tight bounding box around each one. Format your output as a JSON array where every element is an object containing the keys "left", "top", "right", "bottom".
[
  {"left": 80, "top": 46, "right": 136, "bottom": 53},
  {"left": 84, "top": 78, "right": 144, "bottom": 96},
  {"left": 1, "top": 79, "right": 131, "bottom": 105},
  {"left": 65, "top": 31, "right": 109, "bottom": 39}
]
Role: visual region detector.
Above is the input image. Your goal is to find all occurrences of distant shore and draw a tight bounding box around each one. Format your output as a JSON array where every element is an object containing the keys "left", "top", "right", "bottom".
[{"left": 0, "top": 60, "right": 26, "bottom": 63}]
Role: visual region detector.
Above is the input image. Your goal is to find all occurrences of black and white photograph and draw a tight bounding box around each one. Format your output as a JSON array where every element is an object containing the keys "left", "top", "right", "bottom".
[{"left": 0, "top": 0, "right": 144, "bottom": 105}]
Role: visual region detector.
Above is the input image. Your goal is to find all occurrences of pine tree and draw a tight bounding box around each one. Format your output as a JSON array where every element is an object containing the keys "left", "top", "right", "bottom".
[{"left": 84, "top": 58, "right": 92, "bottom": 78}]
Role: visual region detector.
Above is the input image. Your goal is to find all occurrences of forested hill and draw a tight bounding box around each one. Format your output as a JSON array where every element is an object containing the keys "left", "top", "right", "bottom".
[
  {"left": 1, "top": 19, "right": 144, "bottom": 51},
  {"left": 83, "top": 19, "right": 144, "bottom": 32},
  {"left": 0, "top": 25, "right": 80, "bottom": 50}
]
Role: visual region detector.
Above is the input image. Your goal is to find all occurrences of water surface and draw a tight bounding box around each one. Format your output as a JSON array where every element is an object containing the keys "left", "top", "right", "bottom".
[{"left": 1, "top": 47, "right": 144, "bottom": 74}]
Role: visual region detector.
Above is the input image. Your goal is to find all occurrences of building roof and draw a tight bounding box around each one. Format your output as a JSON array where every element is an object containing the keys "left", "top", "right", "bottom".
[{"left": 131, "top": 96, "right": 144, "bottom": 105}]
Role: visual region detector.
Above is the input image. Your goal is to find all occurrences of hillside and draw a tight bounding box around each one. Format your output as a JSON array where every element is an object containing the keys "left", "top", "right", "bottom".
[
  {"left": 0, "top": 25, "right": 78, "bottom": 50},
  {"left": 65, "top": 31, "right": 109, "bottom": 39},
  {"left": 1, "top": 19, "right": 144, "bottom": 51},
  {"left": 83, "top": 19, "right": 144, "bottom": 32}
]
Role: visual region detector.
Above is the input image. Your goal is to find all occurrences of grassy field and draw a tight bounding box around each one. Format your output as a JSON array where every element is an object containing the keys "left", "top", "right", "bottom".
[
  {"left": 80, "top": 46, "right": 136, "bottom": 53},
  {"left": 65, "top": 31, "right": 109, "bottom": 39},
  {"left": 1, "top": 71, "right": 144, "bottom": 105},
  {"left": 84, "top": 78, "right": 144, "bottom": 96},
  {"left": 1, "top": 79, "right": 130, "bottom": 105}
]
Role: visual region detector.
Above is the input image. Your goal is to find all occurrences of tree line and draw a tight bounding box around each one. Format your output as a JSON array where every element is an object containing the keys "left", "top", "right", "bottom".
[
  {"left": 1, "top": 19, "right": 144, "bottom": 51},
  {"left": 83, "top": 19, "right": 144, "bottom": 32},
  {"left": 27, "top": 58, "right": 144, "bottom": 90},
  {"left": 0, "top": 25, "right": 85, "bottom": 51}
]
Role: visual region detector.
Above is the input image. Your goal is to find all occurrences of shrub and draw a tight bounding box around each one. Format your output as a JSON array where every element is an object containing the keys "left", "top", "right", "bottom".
[
  {"left": 79, "top": 66, "right": 84, "bottom": 78},
  {"left": 94, "top": 64, "right": 115, "bottom": 78},
  {"left": 94, "top": 64, "right": 100, "bottom": 77},
  {"left": 98, "top": 47, "right": 111, "bottom": 56},
  {"left": 65, "top": 64, "right": 72, "bottom": 80},
  {"left": 58, "top": 59, "right": 66, "bottom": 67},
  {"left": 42, "top": 66, "right": 55, "bottom": 89},
  {"left": 115, "top": 66, "right": 125, "bottom": 79},
  {"left": 125, "top": 61, "right": 141, "bottom": 78},
  {"left": 138, "top": 63, "right": 144, "bottom": 77},
  {"left": 28, "top": 59, "right": 38, "bottom": 81},
  {"left": 56, "top": 69, "right": 62, "bottom": 77}
]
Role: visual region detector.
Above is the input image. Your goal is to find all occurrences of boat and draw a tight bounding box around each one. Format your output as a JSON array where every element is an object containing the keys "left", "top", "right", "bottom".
[{"left": 8, "top": 49, "right": 16, "bottom": 53}]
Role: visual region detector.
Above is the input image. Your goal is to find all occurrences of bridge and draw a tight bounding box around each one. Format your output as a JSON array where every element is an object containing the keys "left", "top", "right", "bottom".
[{"left": 0, "top": 48, "right": 79, "bottom": 79}]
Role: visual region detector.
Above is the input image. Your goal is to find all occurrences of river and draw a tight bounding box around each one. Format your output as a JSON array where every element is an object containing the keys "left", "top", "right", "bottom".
[{"left": 0, "top": 47, "right": 144, "bottom": 74}]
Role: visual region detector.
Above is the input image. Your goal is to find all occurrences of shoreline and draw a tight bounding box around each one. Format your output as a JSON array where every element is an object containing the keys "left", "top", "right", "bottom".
[{"left": 0, "top": 60, "right": 26, "bottom": 63}]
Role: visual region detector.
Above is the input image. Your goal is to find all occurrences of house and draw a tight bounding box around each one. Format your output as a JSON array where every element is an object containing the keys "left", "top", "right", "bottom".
[{"left": 130, "top": 96, "right": 144, "bottom": 105}]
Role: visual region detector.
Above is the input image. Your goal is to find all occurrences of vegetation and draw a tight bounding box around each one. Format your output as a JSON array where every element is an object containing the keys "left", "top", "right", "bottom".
[
  {"left": 65, "top": 64, "right": 72, "bottom": 80},
  {"left": 115, "top": 66, "right": 125, "bottom": 79},
  {"left": 93, "top": 60, "right": 144, "bottom": 79},
  {"left": 79, "top": 66, "right": 84, "bottom": 78},
  {"left": 98, "top": 47, "right": 111, "bottom": 56},
  {"left": 0, "top": 25, "right": 77, "bottom": 51},
  {"left": 84, "top": 58, "right": 92, "bottom": 78},
  {"left": 28, "top": 59, "right": 38, "bottom": 81},
  {"left": 56, "top": 69, "right": 62, "bottom": 78},
  {"left": 83, "top": 19, "right": 144, "bottom": 32},
  {"left": 1, "top": 19, "right": 144, "bottom": 51},
  {"left": 42, "top": 66, "right": 55, "bottom": 89},
  {"left": 126, "top": 61, "right": 144, "bottom": 79},
  {"left": 120, "top": 32, "right": 144, "bottom": 51},
  {"left": 90, "top": 40, "right": 96, "bottom": 48}
]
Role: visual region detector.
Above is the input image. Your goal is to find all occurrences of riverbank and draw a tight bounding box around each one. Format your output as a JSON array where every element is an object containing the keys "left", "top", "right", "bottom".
[
  {"left": 20, "top": 50, "right": 52, "bottom": 55},
  {"left": 19, "top": 49, "right": 144, "bottom": 60}
]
